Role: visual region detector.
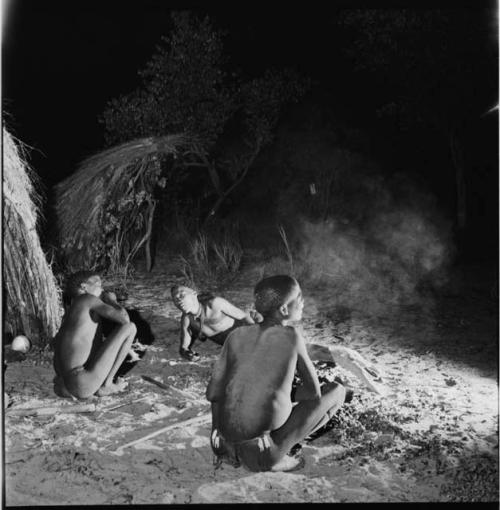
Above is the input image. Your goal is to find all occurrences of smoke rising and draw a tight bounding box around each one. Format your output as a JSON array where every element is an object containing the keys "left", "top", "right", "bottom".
[{"left": 295, "top": 183, "right": 453, "bottom": 314}]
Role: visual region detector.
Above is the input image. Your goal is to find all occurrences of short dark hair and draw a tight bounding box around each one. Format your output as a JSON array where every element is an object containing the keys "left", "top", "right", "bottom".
[
  {"left": 170, "top": 283, "right": 197, "bottom": 296},
  {"left": 64, "top": 270, "right": 100, "bottom": 302},
  {"left": 254, "top": 275, "right": 299, "bottom": 316},
  {"left": 170, "top": 285, "right": 214, "bottom": 305}
]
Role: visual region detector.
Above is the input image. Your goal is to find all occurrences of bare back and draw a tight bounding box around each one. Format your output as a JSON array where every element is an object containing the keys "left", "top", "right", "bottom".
[
  {"left": 54, "top": 294, "right": 128, "bottom": 376},
  {"left": 54, "top": 295, "right": 102, "bottom": 375},
  {"left": 210, "top": 324, "right": 299, "bottom": 441}
]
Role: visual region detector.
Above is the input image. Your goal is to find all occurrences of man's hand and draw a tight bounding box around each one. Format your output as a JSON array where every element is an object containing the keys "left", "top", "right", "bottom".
[
  {"left": 101, "top": 290, "right": 118, "bottom": 305},
  {"left": 101, "top": 290, "right": 130, "bottom": 322},
  {"left": 250, "top": 310, "right": 264, "bottom": 323},
  {"left": 211, "top": 428, "right": 221, "bottom": 450}
]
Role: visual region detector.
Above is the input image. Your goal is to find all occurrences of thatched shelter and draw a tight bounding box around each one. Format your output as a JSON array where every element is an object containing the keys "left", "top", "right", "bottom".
[
  {"left": 55, "top": 135, "right": 205, "bottom": 271},
  {"left": 3, "top": 126, "right": 63, "bottom": 344}
]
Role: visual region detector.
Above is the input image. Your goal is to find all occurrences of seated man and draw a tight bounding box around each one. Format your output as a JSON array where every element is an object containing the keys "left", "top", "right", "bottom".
[
  {"left": 206, "top": 275, "right": 347, "bottom": 472},
  {"left": 53, "top": 271, "right": 137, "bottom": 399},
  {"left": 171, "top": 285, "right": 258, "bottom": 361}
]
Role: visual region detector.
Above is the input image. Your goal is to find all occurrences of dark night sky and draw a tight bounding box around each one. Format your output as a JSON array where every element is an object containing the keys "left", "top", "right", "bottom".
[
  {"left": 2, "top": 1, "right": 352, "bottom": 184},
  {"left": 2, "top": 0, "right": 498, "bottom": 247}
]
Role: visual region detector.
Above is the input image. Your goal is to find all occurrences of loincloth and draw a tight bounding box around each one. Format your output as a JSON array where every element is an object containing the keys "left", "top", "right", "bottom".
[{"left": 211, "top": 429, "right": 275, "bottom": 472}]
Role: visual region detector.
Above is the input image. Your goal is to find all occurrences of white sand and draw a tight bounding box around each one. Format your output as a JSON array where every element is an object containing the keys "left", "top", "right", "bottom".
[{"left": 3, "top": 266, "right": 498, "bottom": 504}]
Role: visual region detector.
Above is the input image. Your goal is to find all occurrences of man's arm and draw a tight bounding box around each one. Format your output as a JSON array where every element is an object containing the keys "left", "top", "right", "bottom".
[
  {"left": 294, "top": 329, "right": 322, "bottom": 401},
  {"left": 215, "top": 297, "right": 255, "bottom": 324},
  {"left": 179, "top": 313, "right": 192, "bottom": 350},
  {"left": 206, "top": 340, "right": 230, "bottom": 430},
  {"left": 91, "top": 294, "right": 130, "bottom": 324}
]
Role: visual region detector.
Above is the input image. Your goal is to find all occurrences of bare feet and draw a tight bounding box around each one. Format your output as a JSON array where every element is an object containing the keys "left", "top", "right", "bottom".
[
  {"left": 271, "top": 454, "right": 305, "bottom": 472},
  {"left": 96, "top": 378, "right": 128, "bottom": 396},
  {"left": 132, "top": 340, "right": 148, "bottom": 352},
  {"left": 127, "top": 349, "right": 141, "bottom": 362}
]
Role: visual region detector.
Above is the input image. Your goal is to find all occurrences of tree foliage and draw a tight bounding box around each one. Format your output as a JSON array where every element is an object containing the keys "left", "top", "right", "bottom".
[
  {"left": 102, "top": 12, "right": 235, "bottom": 149},
  {"left": 100, "top": 11, "right": 309, "bottom": 224}
]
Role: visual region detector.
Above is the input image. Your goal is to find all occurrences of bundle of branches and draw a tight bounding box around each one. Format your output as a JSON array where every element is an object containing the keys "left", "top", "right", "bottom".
[
  {"left": 3, "top": 126, "right": 62, "bottom": 343},
  {"left": 55, "top": 134, "right": 205, "bottom": 271}
]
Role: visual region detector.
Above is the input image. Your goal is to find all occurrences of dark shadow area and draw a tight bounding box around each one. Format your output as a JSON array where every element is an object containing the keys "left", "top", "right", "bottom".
[{"left": 101, "top": 308, "right": 156, "bottom": 379}]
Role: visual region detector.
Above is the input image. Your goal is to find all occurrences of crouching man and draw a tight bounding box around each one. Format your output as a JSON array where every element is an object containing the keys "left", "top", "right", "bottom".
[
  {"left": 53, "top": 271, "right": 136, "bottom": 399},
  {"left": 206, "top": 275, "right": 346, "bottom": 472}
]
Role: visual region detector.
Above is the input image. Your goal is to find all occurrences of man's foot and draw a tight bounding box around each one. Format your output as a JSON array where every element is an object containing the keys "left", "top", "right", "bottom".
[
  {"left": 289, "top": 443, "right": 302, "bottom": 456},
  {"left": 179, "top": 348, "right": 200, "bottom": 362},
  {"left": 127, "top": 349, "right": 141, "bottom": 363},
  {"left": 96, "top": 378, "right": 128, "bottom": 396},
  {"left": 132, "top": 340, "right": 148, "bottom": 352},
  {"left": 271, "top": 454, "right": 305, "bottom": 472}
]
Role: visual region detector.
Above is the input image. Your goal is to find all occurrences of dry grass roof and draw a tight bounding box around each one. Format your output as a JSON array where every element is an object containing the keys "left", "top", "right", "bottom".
[
  {"left": 55, "top": 134, "right": 204, "bottom": 269},
  {"left": 3, "top": 126, "right": 62, "bottom": 342}
]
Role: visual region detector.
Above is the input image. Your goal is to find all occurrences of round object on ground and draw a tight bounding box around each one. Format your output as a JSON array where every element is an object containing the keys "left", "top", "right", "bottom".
[{"left": 11, "top": 335, "right": 31, "bottom": 353}]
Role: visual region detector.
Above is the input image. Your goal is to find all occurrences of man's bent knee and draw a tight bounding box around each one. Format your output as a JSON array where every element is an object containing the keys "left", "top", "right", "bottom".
[
  {"left": 118, "top": 322, "right": 136, "bottom": 336},
  {"left": 322, "top": 380, "right": 345, "bottom": 394},
  {"left": 322, "top": 381, "right": 346, "bottom": 403}
]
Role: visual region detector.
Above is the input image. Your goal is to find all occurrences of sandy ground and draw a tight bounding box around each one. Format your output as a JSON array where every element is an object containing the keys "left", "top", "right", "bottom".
[{"left": 3, "top": 262, "right": 499, "bottom": 504}]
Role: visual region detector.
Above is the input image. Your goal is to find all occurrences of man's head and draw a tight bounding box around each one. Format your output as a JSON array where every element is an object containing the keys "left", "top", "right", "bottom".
[
  {"left": 254, "top": 275, "right": 304, "bottom": 322},
  {"left": 65, "top": 271, "right": 103, "bottom": 300},
  {"left": 171, "top": 285, "right": 200, "bottom": 314}
]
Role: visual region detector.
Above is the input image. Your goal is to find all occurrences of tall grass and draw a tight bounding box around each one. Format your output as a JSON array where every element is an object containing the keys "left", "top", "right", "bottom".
[
  {"left": 177, "top": 229, "right": 243, "bottom": 289},
  {"left": 254, "top": 224, "right": 313, "bottom": 282},
  {"left": 278, "top": 224, "right": 294, "bottom": 275}
]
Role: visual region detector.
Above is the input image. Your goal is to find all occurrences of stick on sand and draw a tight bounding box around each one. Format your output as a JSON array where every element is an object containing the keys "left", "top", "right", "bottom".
[
  {"left": 113, "top": 412, "right": 211, "bottom": 453},
  {"left": 6, "top": 403, "right": 97, "bottom": 417},
  {"left": 94, "top": 396, "right": 151, "bottom": 419},
  {"left": 141, "top": 375, "right": 197, "bottom": 400}
]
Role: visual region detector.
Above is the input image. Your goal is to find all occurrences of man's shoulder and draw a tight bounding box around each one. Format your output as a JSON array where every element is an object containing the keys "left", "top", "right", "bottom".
[
  {"left": 226, "top": 324, "right": 259, "bottom": 344},
  {"left": 71, "top": 293, "right": 99, "bottom": 308},
  {"left": 208, "top": 296, "right": 224, "bottom": 308},
  {"left": 279, "top": 324, "right": 300, "bottom": 334},
  {"left": 283, "top": 325, "right": 302, "bottom": 342},
  {"left": 260, "top": 324, "right": 300, "bottom": 342},
  {"left": 74, "top": 294, "right": 109, "bottom": 318}
]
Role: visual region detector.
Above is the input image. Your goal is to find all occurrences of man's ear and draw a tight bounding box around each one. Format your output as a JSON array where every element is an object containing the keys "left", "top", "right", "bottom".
[{"left": 279, "top": 303, "right": 289, "bottom": 317}]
